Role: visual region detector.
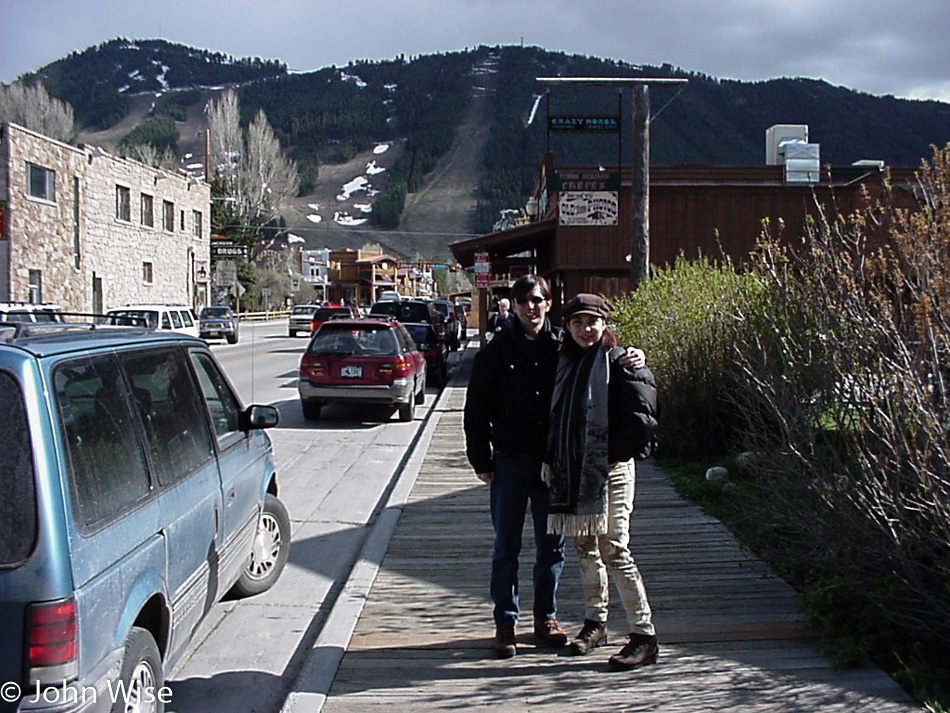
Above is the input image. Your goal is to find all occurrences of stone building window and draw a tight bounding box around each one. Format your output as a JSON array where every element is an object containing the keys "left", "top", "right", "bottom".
[
  {"left": 142, "top": 262, "right": 153, "bottom": 284},
  {"left": 28, "top": 270, "right": 42, "bottom": 303},
  {"left": 27, "top": 163, "right": 55, "bottom": 202},
  {"left": 163, "top": 200, "right": 175, "bottom": 232},
  {"left": 141, "top": 194, "right": 154, "bottom": 227},
  {"left": 116, "top": 185, "right": 131, "bottom": 222},
  {"left": 192, "top": 210, "right": 203, "bottom": 238}
]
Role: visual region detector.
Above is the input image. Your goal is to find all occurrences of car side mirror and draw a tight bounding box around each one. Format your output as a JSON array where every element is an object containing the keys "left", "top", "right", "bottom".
[{"left": 240, "top": 404, "right": 280, "bottom": 432}]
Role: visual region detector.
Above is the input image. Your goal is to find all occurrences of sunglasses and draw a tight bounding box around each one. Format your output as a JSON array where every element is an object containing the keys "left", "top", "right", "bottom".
[{"left": 515, "top": 295, "right": 546, "bottom": 306}]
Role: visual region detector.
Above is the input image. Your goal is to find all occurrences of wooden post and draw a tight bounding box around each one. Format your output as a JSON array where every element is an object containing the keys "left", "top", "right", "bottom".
[{"left": 630, "top": 85, "right": 650, "bottom": 291}]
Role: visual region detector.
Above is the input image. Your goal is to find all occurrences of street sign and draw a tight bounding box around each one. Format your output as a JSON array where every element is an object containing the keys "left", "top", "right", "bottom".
[
  {"left": 548, "top": 115, "right": 620, "bottom": 132},
  {"left": 211, "top": 241, "right": 248, "bottom": 259},
  {"left": 215, "top": 259, "right": 237, "bottom": 287},
  {"left": 474, "top": 252, "right": 490, "bottom": 289},
  {"left": 549, "top": 170, "right": 621, "bottom": 191}
]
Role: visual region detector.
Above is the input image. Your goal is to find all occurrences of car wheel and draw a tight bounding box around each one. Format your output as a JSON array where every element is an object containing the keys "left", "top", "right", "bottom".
[
  {"left": 302, "top": 399, "right": 322, "bottom": 420},
  {"left": 227, "top": 334, "right": 238, "bottom": 344},
  {"left": 398, "top": 402, "right": 413, "bottom": 422},
  {"left": 112, "top": 627, "right": 163, "bottom": 713},
  {"left": 230, "top": 494, "right": 290, "bottom": 597}
]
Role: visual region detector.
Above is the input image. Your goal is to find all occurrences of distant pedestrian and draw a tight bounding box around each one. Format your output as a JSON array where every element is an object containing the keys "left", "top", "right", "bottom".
[
  {"left": 487, "top": 298, "right": 512, "bottom": 336},
  {"left": 543, "top": 293, "right": 660, "bottom": 672}
]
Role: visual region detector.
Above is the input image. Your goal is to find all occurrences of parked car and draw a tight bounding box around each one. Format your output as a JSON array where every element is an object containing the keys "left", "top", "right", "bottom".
[
  {"left": 430, "top": 299, "right": 461, "bottom": 351},
  {"left": 309, "top": 304, "right": 361, "bottom": 335},
  {"left": 104, "top": 303, "right": 199, "bottom": 338},
  {"left": 288, "top": 304, "right": 320, "bottom": 337},
  {"left": 0, "top": 302, "right": 64, "bottom": 323},
  {"left": 368, "top": 299, "right": 448, "bottom": 387},
  {"left": 377, "top": 290, "right": 401, "bottom": 302},
  {"left": 198, "top": 305, "right": 239, "bottom": 344},
  {"left": 298, "top": 316, "right": 426, "bottom": 422},
  {"left": 0, "top": 321, "right": 288, "bottom": 713}
]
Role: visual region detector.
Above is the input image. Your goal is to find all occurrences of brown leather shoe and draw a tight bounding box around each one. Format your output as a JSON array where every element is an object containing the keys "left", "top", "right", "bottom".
[
  {"left": 570, "top": 618, "right": 608, "bottom": 655},
  {"left": 494, "top": 626, "right": 516, "bottom": 658},
  {"left": 533, "top": 618, "right": 568, "bottom": 647},
  {"left": 608, "top": 633, "right": 659, "bottom": 671}
]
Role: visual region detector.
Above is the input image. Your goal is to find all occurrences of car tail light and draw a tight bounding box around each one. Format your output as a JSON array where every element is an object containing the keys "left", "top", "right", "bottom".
[
  {"left": 27, "top": 597, "right": 78, "bottom": 681},
  {"left": 378, "top": 356, "right": 412, "bottom": 380},
  {"left": 301, "top": 355, "right": 327, "bottom": 379}
]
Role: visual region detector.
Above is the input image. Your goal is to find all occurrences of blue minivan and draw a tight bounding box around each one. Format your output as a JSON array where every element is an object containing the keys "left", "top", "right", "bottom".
[{"left": 0, "top": 323, "right": 289, "bottom": 713}]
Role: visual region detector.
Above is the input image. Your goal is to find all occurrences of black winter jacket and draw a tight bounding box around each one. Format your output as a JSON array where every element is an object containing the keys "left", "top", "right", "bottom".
[
  {"left": 606, "top": 346, "right": 659, "bottom": 463},
  {"left": 464, "top": 318, "right": 562, "bottom": 474}
]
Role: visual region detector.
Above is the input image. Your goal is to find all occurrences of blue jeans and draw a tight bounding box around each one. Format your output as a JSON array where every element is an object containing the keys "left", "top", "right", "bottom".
[{"left": 490, "top": 454, "right": 565, "bottom": 628}]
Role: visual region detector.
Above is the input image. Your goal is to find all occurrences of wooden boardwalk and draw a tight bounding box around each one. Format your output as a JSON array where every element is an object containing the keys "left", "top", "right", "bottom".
[{"left": 321, "top": 348, "right": 920, "bottom": 713}]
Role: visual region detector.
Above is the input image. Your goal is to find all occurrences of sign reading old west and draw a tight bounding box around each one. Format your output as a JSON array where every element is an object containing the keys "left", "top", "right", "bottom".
[
  {"left": 548, "top": 115, "right": 620, "bottom": 132},
  {"left": 549, "top": 170, "right": 621, "bottom": 192},
  {"left": 558, "top": 192, "right": 619, "bottom": 227}
]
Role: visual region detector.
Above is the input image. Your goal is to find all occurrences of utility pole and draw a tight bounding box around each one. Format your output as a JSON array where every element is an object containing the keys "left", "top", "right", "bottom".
[{"left": 536, "top": 77, "right": 687, "bottom": 290}]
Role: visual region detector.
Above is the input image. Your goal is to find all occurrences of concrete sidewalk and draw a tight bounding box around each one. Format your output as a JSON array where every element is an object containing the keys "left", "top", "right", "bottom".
[{"left": 283, "top": 341, "right": 920, "bottom": 712}]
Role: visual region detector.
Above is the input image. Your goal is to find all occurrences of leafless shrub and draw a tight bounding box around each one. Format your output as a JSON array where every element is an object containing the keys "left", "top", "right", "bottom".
[{"left": 729, "top": 147, "right": 950, "bottom": 643}]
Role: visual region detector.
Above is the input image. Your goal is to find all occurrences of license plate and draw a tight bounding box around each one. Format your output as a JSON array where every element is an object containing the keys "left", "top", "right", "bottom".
[{"left": 341, "top": 365, "right": 362, "bottom": 378}]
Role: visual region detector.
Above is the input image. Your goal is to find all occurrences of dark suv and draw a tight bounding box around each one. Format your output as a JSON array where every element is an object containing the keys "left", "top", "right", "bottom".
[
  {"left": 198, "top": 305, "right": 239, "bottom": 344},
  {"left": 0, "top": 321, "right": 289, "bottom": 712},
  {"left": 368, "top": 299, "right": 448, "bottom": 387}
]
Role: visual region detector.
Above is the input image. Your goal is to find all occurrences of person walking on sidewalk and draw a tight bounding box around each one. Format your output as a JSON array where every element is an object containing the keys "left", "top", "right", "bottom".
[
  {"left": 464, "top": 276, "right": 645, "bottom": 658},
  {"left": 487, "top": 298, "right": 513, "bottom": 336},
  {"left": 543, "top": 293, "right": 660, "bottom": 672}
]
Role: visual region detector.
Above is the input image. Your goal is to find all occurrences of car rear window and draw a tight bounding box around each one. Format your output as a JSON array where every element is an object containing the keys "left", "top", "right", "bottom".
[
  {"left": 313, "top": 307, "right": 351, "bottom": 321},
  {"left": 201, "top": 307, "right": 231, "bottom": 318},
  {"left": 403, "top": 323, "right": 435, "bottom": 346},
  {"left": 106, "top": 309, "right": 159, "bottom": 328},
  {"left": 370, "top": 302, "right": 430, "bottom": 323},
  {"left": 0, "top": 371, "right": 37, "bottom": 565},
  {"left": 308, "top": 324, "right": 398, "bottom": 356}
]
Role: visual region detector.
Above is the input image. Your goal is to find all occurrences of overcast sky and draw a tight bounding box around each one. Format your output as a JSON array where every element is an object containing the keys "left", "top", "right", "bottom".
[{"left": 2, "top": 0, "right": 948, "bottom": 102}]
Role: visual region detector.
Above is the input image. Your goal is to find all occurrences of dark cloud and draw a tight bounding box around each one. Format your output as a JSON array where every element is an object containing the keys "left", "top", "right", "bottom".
[{"left": 2, "top": 0, "right": 947, "bottom": 102}]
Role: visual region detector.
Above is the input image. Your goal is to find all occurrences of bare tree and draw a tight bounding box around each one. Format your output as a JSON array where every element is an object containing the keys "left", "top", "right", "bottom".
[
  {"left": 206, "top": 90, "right": 298, "bottom": 239},
  {"left": 0, "top": 81, "right": 74, "bottom": 142}
]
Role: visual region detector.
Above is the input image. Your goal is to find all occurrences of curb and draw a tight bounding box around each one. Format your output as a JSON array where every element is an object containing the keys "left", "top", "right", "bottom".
[{"left": 280, "top": 341, "right": 475, "bottom": 712}]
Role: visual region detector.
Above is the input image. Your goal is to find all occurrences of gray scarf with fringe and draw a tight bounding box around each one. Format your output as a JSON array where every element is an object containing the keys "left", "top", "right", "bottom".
[{"left": 542, "top": 345, "right": 610, "bottom": 536}]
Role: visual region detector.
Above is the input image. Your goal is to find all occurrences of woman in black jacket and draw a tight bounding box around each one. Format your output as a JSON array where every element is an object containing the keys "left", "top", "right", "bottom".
[{"left": 543, "top": 293, "right": 660, "bottom": 672}]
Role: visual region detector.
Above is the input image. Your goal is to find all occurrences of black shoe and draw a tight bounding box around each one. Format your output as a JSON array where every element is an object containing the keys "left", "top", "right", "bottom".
[
  {"left": 494, "top": 626, "right": 516, "bottom": 658},
  {"left": 608, "top": 633, "right": 658, "bottom": 671},
  {"left": 533, "top": 618, "right": 568, "bottom": 647},
  {"left": 570, "top": 618, "right": 608, "bottom": 655}
]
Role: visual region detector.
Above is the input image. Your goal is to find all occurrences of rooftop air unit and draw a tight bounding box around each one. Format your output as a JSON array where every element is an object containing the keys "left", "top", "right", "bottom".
[{"left": 766, "top": 124, "right": 808, "bottom": 165}]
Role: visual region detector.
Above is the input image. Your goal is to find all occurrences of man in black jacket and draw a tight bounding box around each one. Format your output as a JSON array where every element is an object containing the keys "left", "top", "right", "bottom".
[{"left": 465, "top": 275, "right": 565, "bottom": 657}]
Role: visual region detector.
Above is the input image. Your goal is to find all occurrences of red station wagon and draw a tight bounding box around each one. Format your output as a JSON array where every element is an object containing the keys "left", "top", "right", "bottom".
[{"left": 297, "top": 317, "right": 426, "bottom": 422}]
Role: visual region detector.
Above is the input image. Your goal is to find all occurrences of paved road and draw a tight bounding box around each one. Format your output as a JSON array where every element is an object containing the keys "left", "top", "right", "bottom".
[{"left": 162, "top": 321, "right": 463, "bottom": 713}]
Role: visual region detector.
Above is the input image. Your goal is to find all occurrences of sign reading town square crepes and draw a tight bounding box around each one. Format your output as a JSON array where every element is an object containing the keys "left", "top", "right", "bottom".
[{"left": 549, "top": 170, "right": 621, "bottom": 192}]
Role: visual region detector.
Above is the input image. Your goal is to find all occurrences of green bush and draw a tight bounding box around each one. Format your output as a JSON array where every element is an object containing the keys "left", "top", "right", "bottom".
[{"left": 612, "top": 253, "right": 760, "bottom": 459}]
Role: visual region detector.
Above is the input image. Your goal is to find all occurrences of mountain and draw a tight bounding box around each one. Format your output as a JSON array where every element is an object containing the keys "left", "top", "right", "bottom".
[{"left": 17, "top": 39, "right": 950, "bottom": 260}]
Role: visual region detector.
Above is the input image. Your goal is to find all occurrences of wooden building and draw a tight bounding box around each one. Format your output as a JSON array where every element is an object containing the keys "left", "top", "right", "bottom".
[{"left": 449, "top": 152, "right": 919, "bottom": 315}]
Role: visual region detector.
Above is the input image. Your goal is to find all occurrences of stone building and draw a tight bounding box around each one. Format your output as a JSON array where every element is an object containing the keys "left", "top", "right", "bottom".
[{"left": 0, "top": 122, "right": 211, "bottom": 313}]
